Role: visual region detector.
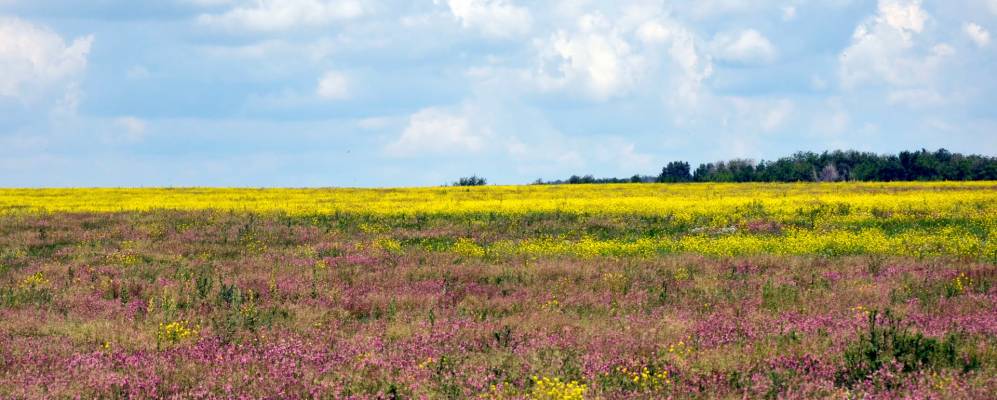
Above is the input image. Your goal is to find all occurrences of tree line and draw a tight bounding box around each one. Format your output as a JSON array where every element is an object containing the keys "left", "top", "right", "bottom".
[{"left": 533, "top": 149, "right": 997, "bottom": 184}]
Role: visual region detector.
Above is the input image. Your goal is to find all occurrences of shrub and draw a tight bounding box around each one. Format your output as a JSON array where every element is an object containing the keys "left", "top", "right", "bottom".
[
  {"left": 838, "top": 310, "right": 979, "bottom": 387},
  {"left": 454, "top": 176, "right": 487, "bottom": 186}
]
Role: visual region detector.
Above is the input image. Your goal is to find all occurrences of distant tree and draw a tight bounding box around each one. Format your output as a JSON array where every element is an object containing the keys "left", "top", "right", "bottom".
[
  {"left": 818, "top": 164, "right": 841, "bottom": 182},
  {"left": 658, "top": 161, "right": 692, "bottom": 183},
  {"left": 533, "top": 148, "right": 997, "bottom": 184},
  {"left": 454, "top": 176, "right": 487, "bottom": 186}
]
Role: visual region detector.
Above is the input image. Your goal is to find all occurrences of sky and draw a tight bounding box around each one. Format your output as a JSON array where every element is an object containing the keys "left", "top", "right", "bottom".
[{"left": 0, "top": 0, "right": 995, "bottom": 187}]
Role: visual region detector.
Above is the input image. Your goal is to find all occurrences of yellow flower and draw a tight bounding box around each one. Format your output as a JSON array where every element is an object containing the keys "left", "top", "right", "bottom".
[
  {"left": 19, "top": 272, "right": 48, "bottom": 288},
  {"left": 530, "top": 376, "right": 587, "bottom": 400},
  {"left": 156, "top": 320, "right": 196, "bottom": 346}
]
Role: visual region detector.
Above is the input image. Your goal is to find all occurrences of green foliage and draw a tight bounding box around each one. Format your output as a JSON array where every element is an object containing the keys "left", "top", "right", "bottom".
[
  {"left": 454, "top": 176, "right": 487, "bottom": 187},
  {"left": 492, "top": 325, "right": 514, "bottom": 349},
  {"left": 1, "top": 272, "right": 53, "bottom": 308},
  {"left": 761, "top": 280, "right": 799, "bottom": 311},
  {"left": 838, "top": 310, "right": 980, "bottom": 387},
  {"left": 538, "top": 148, "right": 997, "bottom": 184},
  {"left": 195, "top": 271, "right": 213, "bottom": 300},
  {"left": 658, "top": 161, "right": 692, "bottom": 183},
  {"left": 428, "top": 355, "right": 465, "bottom": 400},
  {"left": 1, "top": 285, "right": 52, "bottom": 307}
]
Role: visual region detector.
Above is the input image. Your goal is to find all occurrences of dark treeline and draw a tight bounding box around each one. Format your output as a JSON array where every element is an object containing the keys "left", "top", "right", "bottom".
[
  {"left": 534, "top": 149, "right": 997, "bottom": 184},
  {"left": 453, "top": 175, "right": 487, "bottom": 186}
]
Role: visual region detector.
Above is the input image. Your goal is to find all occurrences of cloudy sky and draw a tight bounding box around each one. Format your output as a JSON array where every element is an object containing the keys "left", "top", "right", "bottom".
[{"left": 1, "top": 0, "right": 995, "bottom": 187}]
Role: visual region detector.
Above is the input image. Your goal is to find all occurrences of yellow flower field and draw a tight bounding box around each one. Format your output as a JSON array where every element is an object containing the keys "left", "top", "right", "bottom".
[
  {"left": 0, "top": 181, "right": 994, "bottom": 216},
  {"left": 1, "top": 181, "right": 995, "bottom": 259}
]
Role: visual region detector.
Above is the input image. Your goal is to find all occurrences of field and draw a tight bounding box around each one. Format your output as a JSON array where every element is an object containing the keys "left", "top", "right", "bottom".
[{"left": 1, "top": 182, "right": 996, "bottom": 398}]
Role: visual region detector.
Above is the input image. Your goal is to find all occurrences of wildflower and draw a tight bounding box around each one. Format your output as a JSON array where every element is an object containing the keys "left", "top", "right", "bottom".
[
  {"left": 374, "top": 237, "right": 403, "bottom": 255},
  {"left": 19, "top": 272, "right": 49, "bottom": 288},
  {"left": 667, "top": 340, "right": 693, "bottom": 358},
  {"left": 156, "top": 320, "right": 196, "bottom": 347},
  {"left": 542, "top": 297, "right": 561, "bottom": 311},
  {"left": 530, "top": 376, "right": 586, "bottom": 400},
  {"left": 452, "top": 238, "right": 486, "bottom": 258}
]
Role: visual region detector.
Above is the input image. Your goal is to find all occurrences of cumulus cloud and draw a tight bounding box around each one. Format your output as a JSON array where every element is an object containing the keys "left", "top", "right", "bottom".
[
  {"left": 878, "top": 0, "right": 928, "bottom": 34},
  {"left": 441, "top": 0, "right": 531, "bottom": 38},
  {"left": 710, "top": 29, "right": 778, "bottom": 65},
  {"left": 534, "top": 13, "right": 645, "bottom": 100},
  {"left": 658, "top": 23, "right": 714, "bottom": 111},
  {"left": 531, "top": 11, "right": 712, "bottom": 102},
  {"left": 386, "top": 107, "right": 487, "bottom": 156},
  {"left": 636, "top": 21, "right": 671, "bottom": 44},
  {"left": 316, "top": 70, "right": 350, "bottom": 100},
  {"left": 456, "top": 4, "right": 713, "bottom": 109},
  {"left": 839, "top": 0, "right": 949, "bottom": 89},
  {"left": 197, "top": 0, "right": 365, "bottom": 32},
  {"left": 964, "top": 22, "right": 990, "bottom": 47},
  {"left": 0, "top": 17, "right": 93, "bottom": 103}
]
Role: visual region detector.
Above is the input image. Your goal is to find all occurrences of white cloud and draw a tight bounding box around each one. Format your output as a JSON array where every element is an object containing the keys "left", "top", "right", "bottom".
[
  {"left": 782, "top": 6, "right": 797, "bottom": 21},
  {"left": 535, "top": 14, "right": 645, "bottom": 100},
  {"left": 636, "top": 21, "right": 671, "bottom": 44},
  {"left": 878, "top": 0, "right": 927, "bottom": 34},
  {"left": 685, "top": 0, "right": 754, "bottom": 18},
  {"left": 441, "top": 0, "right": 531, "bottom": 38},
  {"left": 386, "top": 107, "right": 487, "bottom": 156},
  {"left": 316, "top": 70, "right": 350, "bottom": 100},
  {"left": 660, "top": 24, "right": 714, "bottom": 111},
  {"left": 0, "top": 17, "right": 93, "bottom": 102},
  {"left": 964, "top": 23, "right": 991, "bottom": 47},
  {"left": 466, "top": 7, "right": 712, "bottom": 110},
  {"left": 531, "top": 12, "right": 710, "bottom": 102},
  {"left": 838, "top": 0, "right": 948, "bottom": 89},
  {"left": 710, "top": 29, "right": 777, "bottom": 64},
  {"left": 197, "top": 0, "right": 364, "bottom": 32}
]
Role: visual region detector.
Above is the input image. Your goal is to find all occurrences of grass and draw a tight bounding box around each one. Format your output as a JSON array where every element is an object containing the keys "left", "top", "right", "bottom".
[{"left": 0, "top": 183, "right": 995, "bottom": 398}]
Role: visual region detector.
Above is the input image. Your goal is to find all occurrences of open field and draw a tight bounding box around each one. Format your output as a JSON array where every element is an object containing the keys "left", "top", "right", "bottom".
[{"left": 1, "top": 183, "right": 996, "bottom": 398}]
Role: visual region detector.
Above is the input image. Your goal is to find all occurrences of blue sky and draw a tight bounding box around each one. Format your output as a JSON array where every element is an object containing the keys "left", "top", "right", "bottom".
[{"left": 1, "top": 0, "right": 995, "bottom": 187}]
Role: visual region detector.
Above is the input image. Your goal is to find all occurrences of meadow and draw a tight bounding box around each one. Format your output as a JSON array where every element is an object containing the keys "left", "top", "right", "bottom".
[{"left": 1, "top": 182, "right": 995, "bottom": 398}]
